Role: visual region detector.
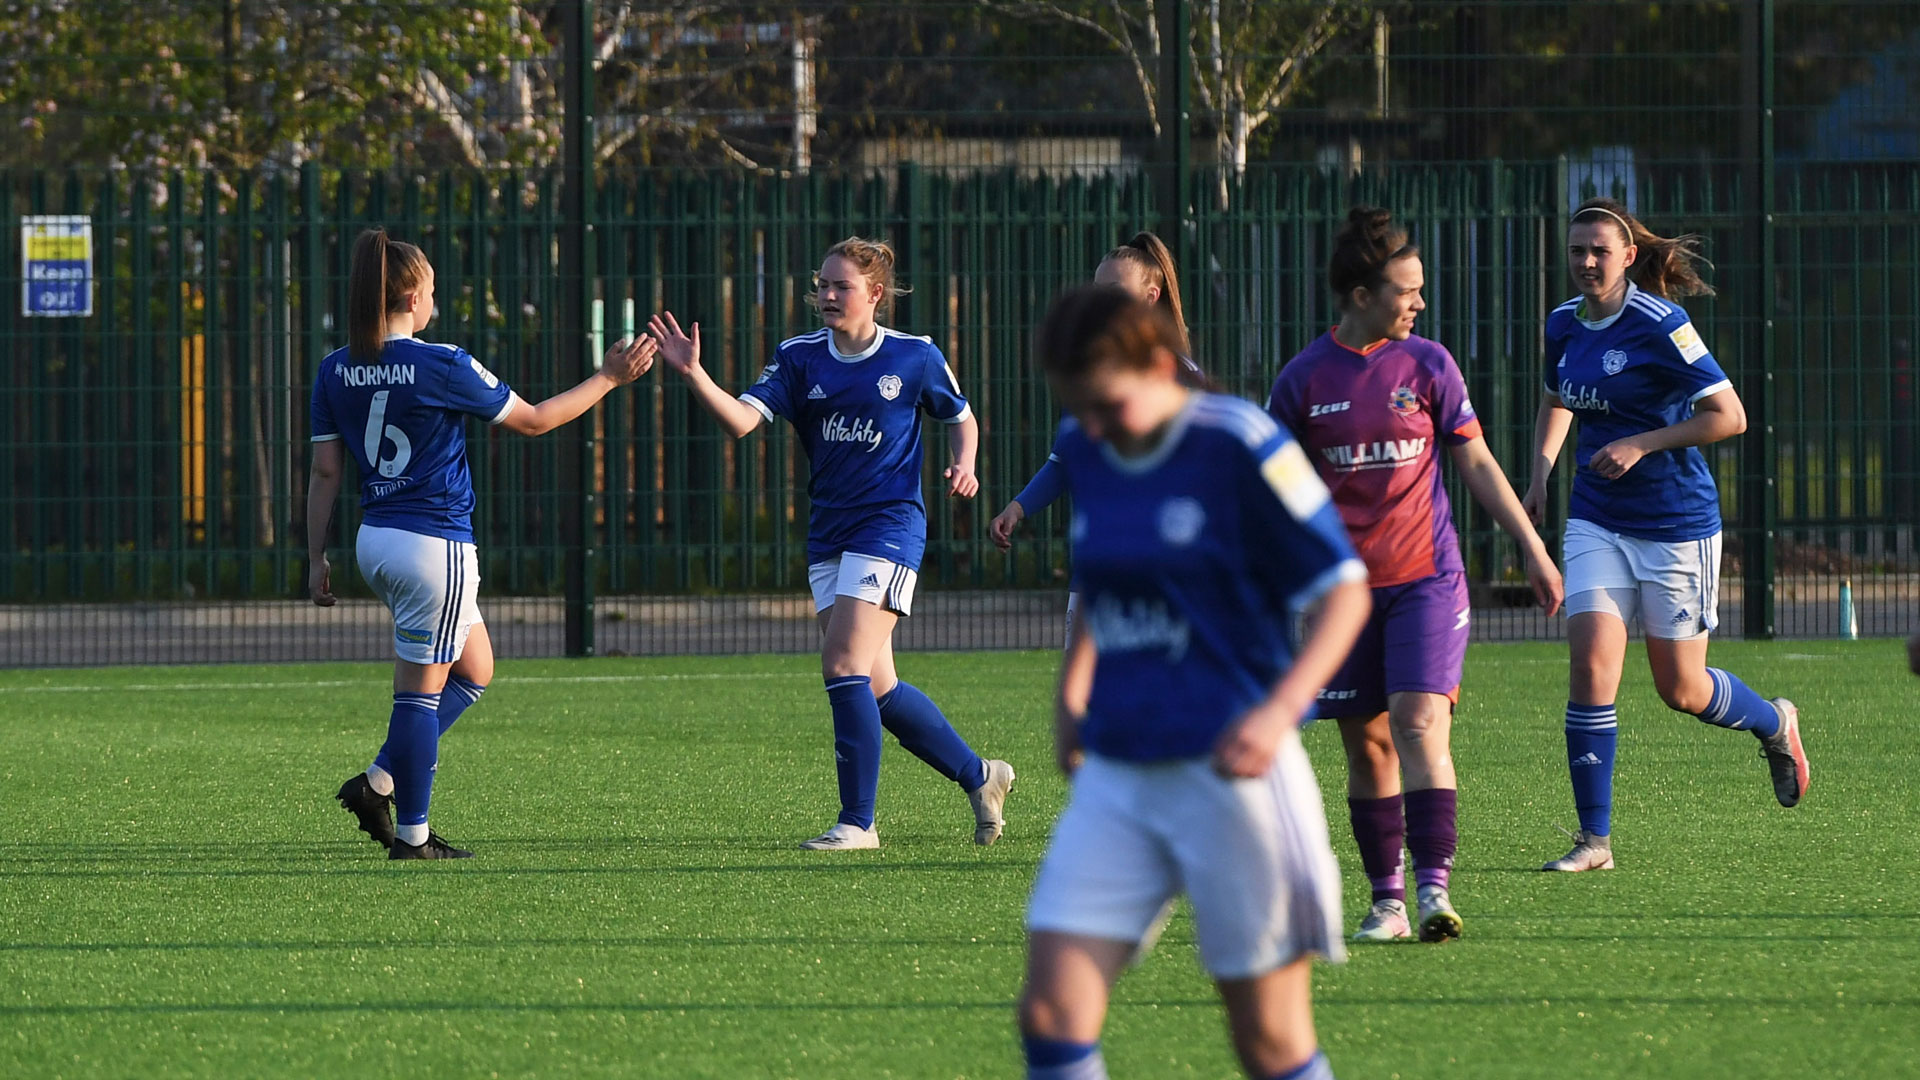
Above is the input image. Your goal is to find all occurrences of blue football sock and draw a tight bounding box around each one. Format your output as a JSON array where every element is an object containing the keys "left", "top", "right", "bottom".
[
  {"left": 825, "top": 676, "right": 883, "bottom": 830},
  {"left": 387, "top": 691, "right": 442, "bottom": 843},
  {"left": 1022, "top": 1035, "right": 1106, "bottom": 1080},
  {"left": 1695, "top": 668, "right": 1781, "bottom": 738},
  {"left": 876, "top": 681, "right": 987, "bottom": 790},
  {"left": 436, "top": 675, "right": 486, "bottom": 737},
  {"left": 374, "top": 676, "right": 485, "bottom": 777},
  {"left": 1268, "top": 1050, "right": 1335, "bottom": 1080},
  {"left": 1565, "top": 702, "right": 1618, "bottom": 837}
]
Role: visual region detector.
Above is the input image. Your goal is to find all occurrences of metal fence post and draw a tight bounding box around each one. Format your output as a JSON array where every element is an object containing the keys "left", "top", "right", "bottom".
[
  {"left": 1154, "top": 1, "right": 1192, "bottom": 269},
  {"left": 561, "top": 0, "right": 597, "bottom": 656},
  {"left": 1741, "top": 0, "right": 1778, "bottom": 638}
]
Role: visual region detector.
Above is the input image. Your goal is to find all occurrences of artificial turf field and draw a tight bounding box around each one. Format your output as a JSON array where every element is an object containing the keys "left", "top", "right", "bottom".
[{"left": 1, "top": 639, "right": 1915, "bottom": 1079}]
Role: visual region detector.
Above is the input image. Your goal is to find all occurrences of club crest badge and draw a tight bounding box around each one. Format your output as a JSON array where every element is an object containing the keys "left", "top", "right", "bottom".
[
  {"left": 876, "top": 374, "right": 902, "bottom": 400},
  {"left": 1157, "top": 497, "right": 1205, "bottom": 547},
  {"left": 1602, "top": 349, "right": 1629, "bottom": 375},
  {"left": 1388, "top": 386, "right": 1421, "bottom": 415}
]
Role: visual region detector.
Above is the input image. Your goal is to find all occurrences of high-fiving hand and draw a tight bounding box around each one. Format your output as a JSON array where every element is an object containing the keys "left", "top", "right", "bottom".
[{"left": 647, "top": 311, "right": 701, "bottom": 376}]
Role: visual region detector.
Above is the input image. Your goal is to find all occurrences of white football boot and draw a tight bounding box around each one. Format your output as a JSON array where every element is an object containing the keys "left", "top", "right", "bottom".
[
  {"left": 967, "top": 759, "right": 1016, "bottom": 845},
  {"left": 1351, "top": 898, "right": 1412, "bottom": 942},
  {"left": 1541, "top": 829, "right": 1614, "bottom": 872},
  {"left": 799, "top": 822, "right": 880, "bottom": 850}
]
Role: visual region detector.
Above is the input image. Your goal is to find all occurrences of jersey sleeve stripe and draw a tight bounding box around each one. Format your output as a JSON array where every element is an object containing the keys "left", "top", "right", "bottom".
[
  {"left": 937, "top": 402, "right": 973, "bottom": 425},
  {"left": 310, "top": 432, "right": 342, "bottom": 442},
  {"left": 489, "top": 394, "right": 516, "bottom": 425},
  {"left": 738, "top": 393, "right": 776, "bottom": 423},
  {"left": 1193, "top": 395, "right": 1280, "bottom": 448},
  {"left": 1628, "top": 295, "right": 1672, "bottom": 321},
  {"left": 1687, "top": 378, "right": 1733, "bottom": 404}
]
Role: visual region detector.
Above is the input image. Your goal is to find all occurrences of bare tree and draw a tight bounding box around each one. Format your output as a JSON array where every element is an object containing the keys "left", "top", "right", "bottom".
[{"left": 979, "top": 0, "right": 1378, "bottom": 201}]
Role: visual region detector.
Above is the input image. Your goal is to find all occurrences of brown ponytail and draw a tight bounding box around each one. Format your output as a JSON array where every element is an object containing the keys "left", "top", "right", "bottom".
[
  {"left": 346, "top": 228, "right": 431, "bottom": 362},
  {"left": 1572, "top": 197, "right": 1715, "bottom": 299},
  {"left": 1100, "top": 231, "right": 1190, "bottom": 357},
  {"left": 1328, "top": 206, "right": 1417, "bottom": 309}
]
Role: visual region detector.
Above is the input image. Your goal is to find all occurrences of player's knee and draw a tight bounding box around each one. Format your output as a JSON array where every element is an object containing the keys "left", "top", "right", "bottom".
[
  {"left": 1389, "top": 701, "right": 1449, "bottom": 744},
  {"left": 1016, "top": 986, "right": 1074, "bottom": 1039},
  {"left": 456, "top": 653, "right": 494, "bottom": 687},
  {"left": 1657, "top": 678, "right": 1712, "bottom": 715},
  {"left": 1225, "top": 1020, "right": 1314, "bottom": 1077}
]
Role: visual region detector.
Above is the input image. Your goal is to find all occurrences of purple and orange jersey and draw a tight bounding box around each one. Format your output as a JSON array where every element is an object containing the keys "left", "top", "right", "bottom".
[{"left": 1266, "top": 332, "right": 1482, "bottom": 588}]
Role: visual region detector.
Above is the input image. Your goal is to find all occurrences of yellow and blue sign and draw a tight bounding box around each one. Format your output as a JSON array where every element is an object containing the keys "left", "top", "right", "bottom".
[{"left": 21, "top": 215, "right": 92, "bottom": 317}]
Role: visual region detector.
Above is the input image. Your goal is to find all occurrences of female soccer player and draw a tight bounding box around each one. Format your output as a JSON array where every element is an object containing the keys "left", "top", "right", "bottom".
[
  {"left": 1266, "top": 207, "right": 1563, "bottom": 942},
  {"left": 648, "top": 236, "right": 1015, "bottom": 851},
  {"left": 1018, "top": 284, "right": 1370, "bottom": 1080},
  {"left": 1522, "top": 197, "right": 1810, "bottom": 873},
  {"left": 313, "top": 228, "right": 655, "bottom": 859},
  {"left": 989, "top": 232, "right": 1204, "bottom": 648}
]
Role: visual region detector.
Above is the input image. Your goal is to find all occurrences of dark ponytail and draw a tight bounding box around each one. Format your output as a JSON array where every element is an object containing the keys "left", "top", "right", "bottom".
[
  {"left": 346, "top": 228, "right": 431, "bottom": 362},
  {"left": 1100, "top": 232, "right": 1190, "bottom": 357},
  {"left": 1327, "top": 206, "right": 1417, "bottom": 309},
  {"left": 1571, "top": 197, "right": 1715, "bottom": 300}
]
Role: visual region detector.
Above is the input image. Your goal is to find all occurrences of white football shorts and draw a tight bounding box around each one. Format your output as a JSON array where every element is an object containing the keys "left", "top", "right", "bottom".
[
  {"left": 1025, "top": 731, "right": 1346, "bottom": 979},
  {"left": 807, "top": 552, "right": 918, "bottom": 617},
  {"left": 355, "top": 524, "right": 483, "bottom": 665},
  {"left": 1562, "top": 517, "right": 1721, "bottom": 639}
]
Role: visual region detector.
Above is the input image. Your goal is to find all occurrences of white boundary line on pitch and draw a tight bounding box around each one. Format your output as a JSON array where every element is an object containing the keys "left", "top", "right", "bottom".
[{"left": 1, "top": 672, "right": 817, "bottom": 694}]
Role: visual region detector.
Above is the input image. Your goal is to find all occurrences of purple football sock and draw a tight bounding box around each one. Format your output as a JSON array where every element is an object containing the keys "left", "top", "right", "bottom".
[
  {"left": 1347, "top": 794, "right": 1406, "bottom": 903},
  {"left": 1405, "top": 787, "right": 1458, "bottom": 890}
]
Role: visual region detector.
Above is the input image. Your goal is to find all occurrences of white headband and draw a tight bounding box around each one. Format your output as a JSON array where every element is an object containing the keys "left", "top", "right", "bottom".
[{"left": 1576, "top": 206, "right": 1635, "bottom": 241}]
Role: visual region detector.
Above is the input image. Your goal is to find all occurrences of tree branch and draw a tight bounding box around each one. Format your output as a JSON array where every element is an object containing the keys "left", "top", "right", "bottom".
[{"left": 402, "top": 66, "right": 488, "bottom": 168}]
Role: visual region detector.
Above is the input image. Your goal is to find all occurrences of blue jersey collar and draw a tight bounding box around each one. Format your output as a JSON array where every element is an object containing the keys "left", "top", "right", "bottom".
[
  {"left": 1098, "top": 392, "right": 1197, "bottom": 475},
  {"left": 829, "top": 326, "right": 887, "bottom": 363},
  {"left": 1574, "top": 282, "right": 1640, "bottom": 331}
]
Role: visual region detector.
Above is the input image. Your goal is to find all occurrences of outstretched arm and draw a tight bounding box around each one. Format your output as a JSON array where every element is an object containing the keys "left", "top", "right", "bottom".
[
  {"left": 649, "top": 311, "right": 766, "bottom": 439},
  {"left": 498, "top": 335, "right": 656, "bottom": 437}
]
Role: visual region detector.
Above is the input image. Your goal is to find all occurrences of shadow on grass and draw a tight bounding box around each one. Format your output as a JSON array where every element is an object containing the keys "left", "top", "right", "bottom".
[
  {"left": 0, "top": 857, "right": 1019, "bottom": 879},
  {"left": 0, "top": 933, "right": 1023, "bottom": 953},
  {"left": 5, "top": 993, "right": 1915, "bottom": 1019}
]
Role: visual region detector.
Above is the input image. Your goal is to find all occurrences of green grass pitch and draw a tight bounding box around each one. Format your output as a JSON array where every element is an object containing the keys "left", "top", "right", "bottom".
[{"left": 2, "top": 640, "right": 1915, "bottom": 1078}]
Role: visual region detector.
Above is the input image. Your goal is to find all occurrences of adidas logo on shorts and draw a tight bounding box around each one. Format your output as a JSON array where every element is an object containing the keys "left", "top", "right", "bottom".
[
  {"left": 858, "top": 573, "right": 880, "bottom": 589},
  {"left": 808, "top": 384, "right": 827, "bottom": 399}
]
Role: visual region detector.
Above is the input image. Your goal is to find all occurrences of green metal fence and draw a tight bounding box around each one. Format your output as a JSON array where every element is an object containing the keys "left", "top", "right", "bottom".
[
  {"left": 3, "top": 158, "right": 1916, "bottom": 664},
  {"left": 2, "top": 0, "right": 1917, "bottom": 664}
]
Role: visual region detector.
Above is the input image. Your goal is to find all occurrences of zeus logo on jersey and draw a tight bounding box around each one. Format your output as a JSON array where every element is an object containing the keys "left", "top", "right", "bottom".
[
  {"left": 1320, "top": 438, "right": 1428, "bottom": 470},
  {"left": 1559, "top": 379, "right": 1611, "bottom": 413},
  {"left": 1308, "top": 400, "right": 1351, "bottom": 417},
  {"left": 1084, "top": 594, "right": 1190, "bottom": 662},
  {"left": 820, "top": 412, "right": 883, "bottom": 452}
]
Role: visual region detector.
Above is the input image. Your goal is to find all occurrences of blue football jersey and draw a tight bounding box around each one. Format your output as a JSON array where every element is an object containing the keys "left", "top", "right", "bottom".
[
  {"left": 739, "top": 326, "right": 971, "bottom": 569},
  {"left": 1059, "top": 393, "right": 1365, "bottom": 763},
  {"left": 1545, "top": 283, "right": 1733, "bottom": 541},
  {"left": 309, "top": 335, "right": 514, "bottom": 543}
]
